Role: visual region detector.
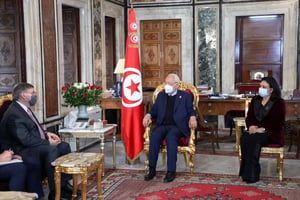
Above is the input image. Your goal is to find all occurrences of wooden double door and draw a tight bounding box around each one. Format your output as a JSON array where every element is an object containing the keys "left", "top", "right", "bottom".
[
  {"left": 235, "top": 15, "right": 284, "bottom": 87},
  {"left": 140, "top": 19, "right": 182, "bottom": 88}
]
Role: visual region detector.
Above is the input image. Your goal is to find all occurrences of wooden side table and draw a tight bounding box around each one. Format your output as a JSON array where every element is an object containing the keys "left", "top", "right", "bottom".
[
  {"left": 52, "top": 153, "right": 104, "bottom": 200},
  {"left": 59, "top": 124, "right": 117, "bottom": 169}
]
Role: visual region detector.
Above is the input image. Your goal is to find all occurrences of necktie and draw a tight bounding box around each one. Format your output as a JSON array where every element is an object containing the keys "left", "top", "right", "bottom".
[{"left": 27, "top": 108, "right": 46, "bottom": 139}]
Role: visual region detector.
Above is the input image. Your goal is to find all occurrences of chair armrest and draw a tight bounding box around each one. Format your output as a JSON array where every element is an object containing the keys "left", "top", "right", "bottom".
[
  {"left": 188, "top": 129, "right": 196, "bottom": 146},
  {"left": 143, "top": 121, "right": 153, "bottom": 146},
  {"left": 143, "top": 123, "right": 152, "bottom": 140}
]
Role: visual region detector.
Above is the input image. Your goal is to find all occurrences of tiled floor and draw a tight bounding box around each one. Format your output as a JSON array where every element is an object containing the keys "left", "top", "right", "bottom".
[{"left": 84, "top": 131, "right": 300, "bottom": 180}]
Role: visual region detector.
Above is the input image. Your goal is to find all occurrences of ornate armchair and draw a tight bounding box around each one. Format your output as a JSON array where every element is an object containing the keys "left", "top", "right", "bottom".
[
  {"left": 143, "top": 81, "right": 199, "bottom": 173},
  {"left": 236, "top": 98, "right": 284, "bottom": 181},
  {"left": 0, "top": 94, "right": 12, "bottom": 121}
]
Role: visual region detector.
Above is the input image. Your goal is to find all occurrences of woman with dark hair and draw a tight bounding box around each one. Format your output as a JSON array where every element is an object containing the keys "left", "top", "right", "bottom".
[{"left": 239, "top": 77, "right": 286, "bottom": 183}]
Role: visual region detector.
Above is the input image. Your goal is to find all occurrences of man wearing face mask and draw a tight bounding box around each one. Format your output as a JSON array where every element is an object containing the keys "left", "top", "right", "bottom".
[
  {"left": 142, "top": 74, "right": 197, "bottom": 183},
  {"left": 0, "top": 83, "right": 75, "bottom": 200}
]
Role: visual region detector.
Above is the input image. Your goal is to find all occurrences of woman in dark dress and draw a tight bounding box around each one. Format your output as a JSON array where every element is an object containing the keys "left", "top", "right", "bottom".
[{"left": 239, "top": 77, "right": 285, "bottom": 183}]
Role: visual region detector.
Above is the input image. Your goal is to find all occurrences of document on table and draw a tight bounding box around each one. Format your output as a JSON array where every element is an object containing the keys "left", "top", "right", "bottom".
[{"left": 0, "top": 159, "right": 23, "bottom": 166}]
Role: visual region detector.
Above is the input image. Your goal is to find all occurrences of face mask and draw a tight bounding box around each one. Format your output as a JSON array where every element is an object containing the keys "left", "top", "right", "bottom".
[
  {"left": 258, "top": 88, "right": 270, "bottom": 98},
  {"left": 164, "top": 84, "right": 174, "bottom": 94},
  {"left": 29, "top": 95, "right": 37, "bottom": 106}
]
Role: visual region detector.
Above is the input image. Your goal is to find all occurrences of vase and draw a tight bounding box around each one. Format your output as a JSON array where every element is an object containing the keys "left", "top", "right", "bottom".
[{"left": 77, "top": 105, "right": 89, "bottom": 120}]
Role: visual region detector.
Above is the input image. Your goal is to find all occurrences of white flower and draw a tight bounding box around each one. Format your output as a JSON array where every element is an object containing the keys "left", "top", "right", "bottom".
[{"left": 73, "top": 82, "right": 84, "bottom": 89}]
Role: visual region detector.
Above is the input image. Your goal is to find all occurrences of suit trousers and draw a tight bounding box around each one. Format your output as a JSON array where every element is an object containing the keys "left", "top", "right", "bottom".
[
  {"left": 0, "top": 163, "right": 26, "bottom": 191},
  {"left": 18, "top": 142, "right": 71, "bottom": 194},
  {"left": 23, "top": 156, "right": 44, "bottom": 198},
  {"left": 0, "top": 157, "right": 44, "bottom": 198},
  {"left": 149, "top": 125, "right": 184, "bottom": 172},
  {"left": 239, "top": 132, "right": 268, "bottom": 182}
]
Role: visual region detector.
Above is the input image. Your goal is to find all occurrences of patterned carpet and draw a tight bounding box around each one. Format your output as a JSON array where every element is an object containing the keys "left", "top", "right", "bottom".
[{"left": 79, "top": 169, "right": 300, "bottom": 200}]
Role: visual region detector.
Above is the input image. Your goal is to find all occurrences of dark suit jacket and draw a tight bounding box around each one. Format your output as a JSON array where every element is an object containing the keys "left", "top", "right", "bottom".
[
  {"left": 0, "top": 101, "right": 49, "bottom": 154},
  {"left": 148, "top": 90, "right": 196, "bottom": 137},
  {"left": 246, "top": 96, "right": 286, "bottom": 146}
]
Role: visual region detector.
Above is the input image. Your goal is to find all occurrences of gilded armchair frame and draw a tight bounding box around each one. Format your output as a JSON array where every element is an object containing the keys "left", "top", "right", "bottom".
[
  {"left": 236, "top": 98, "right": 284, "bottom": 181},
  {"left": 0, "top": 94, "right": 12, "bottom": 106},
  {"left": 143, "top": 81, "right": 199, "bottom": 173}
]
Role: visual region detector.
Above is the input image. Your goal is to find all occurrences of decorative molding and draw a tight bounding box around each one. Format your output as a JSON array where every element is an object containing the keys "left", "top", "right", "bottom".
[
  {"left": 130, "top": 0, "right": 191, "bottom": 4},
  {"left": 195, "top": 0, "right": 219, "bottom": 3},
  {"left": 57, "top": 0, "right": 93, "bottom": 117},
  {"left": 23, "top": 0, "right": 44, "bottom": 120},
  {"left": 0, "top": 36, "right": 14, "bottom": 66},
  {"left": 222, "top": 0, "right": 298, "bottom": 97},
  {"left": 93, "top": 0, "right": 102, "bottom": 87},
  {"left": 57, "top": 0, "right": 93, "bottom": 85},
  {"left": 101, "top": 1, "right": 124, "bottom": 90}
]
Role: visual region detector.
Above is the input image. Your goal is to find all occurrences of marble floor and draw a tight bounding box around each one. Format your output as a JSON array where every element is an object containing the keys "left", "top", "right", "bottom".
[{"left": 83, "top": 132, "right": 300, "bottom": 180}]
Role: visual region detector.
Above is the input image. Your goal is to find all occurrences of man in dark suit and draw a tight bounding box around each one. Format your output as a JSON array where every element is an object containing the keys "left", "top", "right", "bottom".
[
  {"left": 0, "top": 83, "right": 74, "bottom": 200},
  {"left": 142, "top": 74, "right": 197, "bottom": 182}
]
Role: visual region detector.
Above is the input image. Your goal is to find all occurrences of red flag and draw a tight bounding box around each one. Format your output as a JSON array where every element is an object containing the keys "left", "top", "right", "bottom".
[{"left": 121, "top": 8, "right": 144, "bottom": 162}]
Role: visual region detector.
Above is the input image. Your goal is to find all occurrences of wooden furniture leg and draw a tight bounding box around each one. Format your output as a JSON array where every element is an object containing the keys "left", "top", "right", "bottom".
[
  {"left": 54, "top": 169, "right": 61, "bottom": 200},
  {"left": 52, "top": 153, "right": 104, "bottom": 200},
  {"left": 72, "top": 174, "right": 78, "bottom": 199},
  {"left": 97, "top": 162, "right": 103, "bottom": 200}
]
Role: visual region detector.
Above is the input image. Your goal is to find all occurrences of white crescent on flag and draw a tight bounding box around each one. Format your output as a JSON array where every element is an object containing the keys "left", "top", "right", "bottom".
[{"left": 122, "top": 67, "right": 143, "bottom": 108}]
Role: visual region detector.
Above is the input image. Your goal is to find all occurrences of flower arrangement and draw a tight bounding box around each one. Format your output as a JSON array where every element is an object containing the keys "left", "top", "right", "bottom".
[{"left": 61, "top": 82, "right": 103, "bottom": 107}]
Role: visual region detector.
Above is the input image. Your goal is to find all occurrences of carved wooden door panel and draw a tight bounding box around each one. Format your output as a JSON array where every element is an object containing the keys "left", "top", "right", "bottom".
[
  {"left": 105, "top": 16, "right": 116, "bottom": 89},
  {"left": 141, "top": 20, "right": 182, "bottom": 88},
  {"left": 0, "top": 0, "right": 25, "bottom": 95},
  {"left": 62, "top": 6, "right": 80, "bottom": 85}
]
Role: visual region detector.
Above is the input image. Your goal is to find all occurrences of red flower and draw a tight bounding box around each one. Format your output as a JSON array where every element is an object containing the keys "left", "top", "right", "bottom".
[
  {"left": 61, "top": 82, "right": 103, "bottom": 107},
  {"left": 62, "top": 86, "right": 67, "bottom": 91}
]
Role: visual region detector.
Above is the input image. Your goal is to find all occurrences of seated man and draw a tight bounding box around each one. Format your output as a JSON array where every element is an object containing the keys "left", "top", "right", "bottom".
[
  {"left": 0, "top": 149, "right": 44, "bottom": 199},
  {"left": 0, "top": 83, "right": 75, "bottom": 200},
  {"left": 142, "top": 74, "right": 197, "bottom": 183}
]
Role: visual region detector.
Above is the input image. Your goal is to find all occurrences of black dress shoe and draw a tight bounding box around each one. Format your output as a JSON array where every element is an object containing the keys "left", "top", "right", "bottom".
[
  {"left": 163, "top": 172, "right": 176, "bottom": 183},
  {"left": 62, "top": 182, "right": 81, "bottom": 195},
  {"left": 48, "top": 191, "right": 71, "bottom": 200},
  {"left": 144, "top": 168, "right": 156, "bottom": 181},
  {"left": 243, "top": 179, "right": 258, "bottom": 184}
]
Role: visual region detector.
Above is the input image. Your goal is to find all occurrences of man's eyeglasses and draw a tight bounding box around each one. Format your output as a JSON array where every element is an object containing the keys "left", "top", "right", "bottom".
[{"left": 24, "top": 91, "right": 36, "bottom": 95}]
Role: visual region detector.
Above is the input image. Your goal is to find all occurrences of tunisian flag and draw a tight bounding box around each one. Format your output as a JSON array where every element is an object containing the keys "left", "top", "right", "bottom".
[{"left": 121, "top": 8, "right": 144, "bottom": 162}]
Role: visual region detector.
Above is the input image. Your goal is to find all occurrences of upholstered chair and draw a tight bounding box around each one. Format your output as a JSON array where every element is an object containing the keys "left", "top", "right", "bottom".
[
  {"left": 236, "top": 98, "right": 284, "bottom": 181},
  {"left": 195, "top": 107, "right": 220, "bottom": 154},
  {"left": 143, "top": 81, "right": 198, "bottom": 173}
]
